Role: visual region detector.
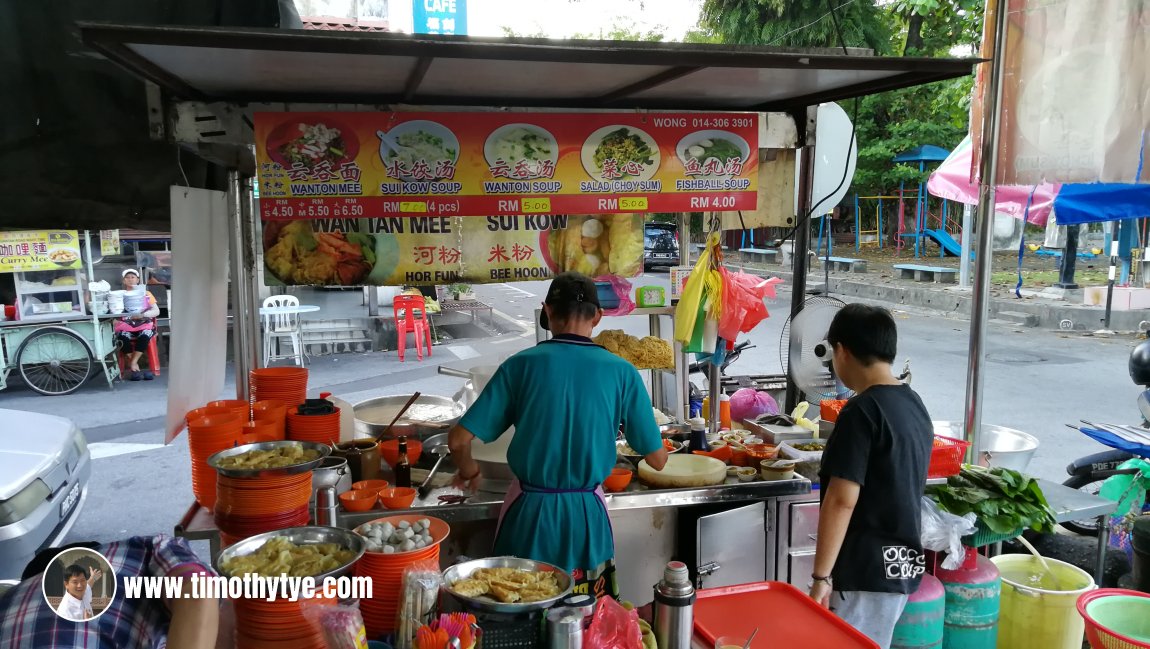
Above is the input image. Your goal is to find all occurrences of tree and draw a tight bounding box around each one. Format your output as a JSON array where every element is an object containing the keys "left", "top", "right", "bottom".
[
  {"left": 700, "top": 0, "right": 892, "bottom": 52},
  {"left": 572, "top": 17, "right": 665, "bottom": 41},
  {"left": 499, "top": 25, "right": 549, "bottom": 39}
]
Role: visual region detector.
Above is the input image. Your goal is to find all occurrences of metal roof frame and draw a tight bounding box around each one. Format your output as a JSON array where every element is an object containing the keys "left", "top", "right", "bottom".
[{"left": 78, "top": 23, "right": 978, "bottom": 113}]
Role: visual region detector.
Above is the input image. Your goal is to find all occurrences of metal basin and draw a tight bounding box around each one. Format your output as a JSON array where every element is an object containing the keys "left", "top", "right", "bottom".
[
  {"left": 352, "top": 394, "right": 464, "bottom": 440},
  {"left": 932, "top": 421, "right": 1040, "bottom": 472},
  {"left": 214, "top": 526, "right": 366, "bottom": 580}
]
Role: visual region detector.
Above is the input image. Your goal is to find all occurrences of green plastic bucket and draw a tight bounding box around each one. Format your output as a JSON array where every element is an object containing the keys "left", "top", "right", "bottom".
[
  {"left": 992, "top": 554, "right": 1096, "bottom": 649},
  {"left": 1086, "top": 596, "right": 1150, "bottom": 643}
]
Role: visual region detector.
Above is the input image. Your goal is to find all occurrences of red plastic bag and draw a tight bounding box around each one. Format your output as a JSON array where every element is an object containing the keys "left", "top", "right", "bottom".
[
  {"left": 717, "top": 269, "right": 783, "bottom": 341},
  {"left": 584, "top": 597, "right": 643, "bottom": 649}
]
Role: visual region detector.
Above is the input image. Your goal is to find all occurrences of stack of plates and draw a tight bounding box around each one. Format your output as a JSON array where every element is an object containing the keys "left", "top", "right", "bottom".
[
  {"left": 187, "top": 412, "right": 243, "bottom": 510},
  {"left": 241, "top": 420, "right": 282, "bottom": 444},
  {"left": 354, "top": 515, "right": 450, "bottom": 637},
  {"left": 253, "top": 400, "right": 288, "bottom": 438},
  {"left": 209, "top": 399, "right": 251, "bottom": 421},
  {"left": 214, "top": 472, "right": 312, "bottom": 545},
  {"left": 233, "top": 596, "right": 330, "bottom": 649},
  {"left": 250, "top": 368, "right": 308, "bottom": 406},
  {"left": 286, "top": 410, "right": 340, "bottom": 445}
]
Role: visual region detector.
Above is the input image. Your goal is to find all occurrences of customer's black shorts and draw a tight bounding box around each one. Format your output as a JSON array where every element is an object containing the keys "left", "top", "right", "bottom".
[{"left": 116, "top": 329, "right": 155, "bottom": 354}]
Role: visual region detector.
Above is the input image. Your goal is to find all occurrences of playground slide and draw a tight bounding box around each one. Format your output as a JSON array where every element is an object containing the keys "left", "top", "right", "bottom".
[{"left": 924, "top": 228, "right": 974, "bottom": 259}]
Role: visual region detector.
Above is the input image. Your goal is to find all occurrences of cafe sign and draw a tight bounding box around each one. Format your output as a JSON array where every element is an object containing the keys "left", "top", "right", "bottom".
[
  {"left": 0, "top": 230, "right": 82, "bottom": 273},
  {"left": 254, "top": 111, "right": 759, "bottom": 219}
]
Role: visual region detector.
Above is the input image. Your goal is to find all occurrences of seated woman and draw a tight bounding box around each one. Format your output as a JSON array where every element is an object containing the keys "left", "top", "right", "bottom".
[{"left": 115, "top": 269, "right": 160, "bottom": 381}]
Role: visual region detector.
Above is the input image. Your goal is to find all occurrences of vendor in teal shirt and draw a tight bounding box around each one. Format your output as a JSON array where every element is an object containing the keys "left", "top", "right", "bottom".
[{"left": 449, "top": 272, "right": 668, "bottom": 598}]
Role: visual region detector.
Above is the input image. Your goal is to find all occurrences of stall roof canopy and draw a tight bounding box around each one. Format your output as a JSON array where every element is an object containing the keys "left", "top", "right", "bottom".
[{"left": 79, "top": 23, "right": 978, "bottom": 112}]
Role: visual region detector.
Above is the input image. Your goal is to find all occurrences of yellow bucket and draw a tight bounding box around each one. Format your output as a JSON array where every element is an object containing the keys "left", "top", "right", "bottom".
[{"left": 992, "top": 554, "right": 1096, "bottom": 649}]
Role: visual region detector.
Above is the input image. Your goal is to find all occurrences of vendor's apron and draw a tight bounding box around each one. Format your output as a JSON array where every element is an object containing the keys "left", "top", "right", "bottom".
[{"left": 495, "top": 478, "right": 619, "bottom": 600}]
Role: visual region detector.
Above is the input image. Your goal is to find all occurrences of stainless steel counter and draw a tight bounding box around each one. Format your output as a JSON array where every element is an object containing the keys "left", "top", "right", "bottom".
[{"left": 338, "top": 478, "right": 813, "bottom": 528}]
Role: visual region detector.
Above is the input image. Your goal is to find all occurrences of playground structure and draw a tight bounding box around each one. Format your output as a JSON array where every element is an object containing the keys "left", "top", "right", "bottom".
[{"left": 850, "top": 144, "right": 969, "bottom": 258}]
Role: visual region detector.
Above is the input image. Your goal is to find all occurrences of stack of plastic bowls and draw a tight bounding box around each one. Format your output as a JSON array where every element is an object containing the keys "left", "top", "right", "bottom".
[
  {"left": 355, "top": 515, "right": 450, "bottom": 637},
  {"left": 186, "top": 410, "right": 243, "bottom": 510},
  {"left": 214, "top": 472, "right": 312, "bottom": 548},
  {"left": 252, "top": 400, "right": 289, "bottom": 438},
  {"left": 286, "top": 408, "right": 341, "bottom": 445},
  {"left": 250, "top": 367, "right": 308, "bottom": 407}
]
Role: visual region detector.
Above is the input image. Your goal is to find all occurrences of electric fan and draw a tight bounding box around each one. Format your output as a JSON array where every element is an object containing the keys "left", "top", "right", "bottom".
[{"left": 779, "top": 296, "right": 853, "bottom": 402}]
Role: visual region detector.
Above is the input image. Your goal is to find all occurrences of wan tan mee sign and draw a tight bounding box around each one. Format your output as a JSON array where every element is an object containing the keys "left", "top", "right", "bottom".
[
  {"left": 262, "top": 214, "right": 646, "bottom": 287},
  {"left": 254, "top": 111, "right": 759, "bottom": 218}
]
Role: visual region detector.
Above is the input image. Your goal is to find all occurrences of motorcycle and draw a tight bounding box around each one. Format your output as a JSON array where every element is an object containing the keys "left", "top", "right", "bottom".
[{"left": 1060, "top": 337, "right": 1150, "bottom": 535}]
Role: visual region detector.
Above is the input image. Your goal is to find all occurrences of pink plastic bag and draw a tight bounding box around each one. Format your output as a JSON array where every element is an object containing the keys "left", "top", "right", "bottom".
[
  {"left": 729, "top": 387, "right": 780, "bottom": 421},
  {"left": 717, "top": 269, "right": 783, "bottom": 341},
  {"left": 584, "top": 597, "right": 643, "bottom": 649},
  {"left": 594, "top": 275, "right": 636, "bottom": 316}
]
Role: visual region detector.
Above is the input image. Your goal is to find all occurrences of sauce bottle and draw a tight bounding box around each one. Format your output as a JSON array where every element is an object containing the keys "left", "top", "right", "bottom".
[{"left": 395, "top": 436, "right": 412, "bottom": 488}]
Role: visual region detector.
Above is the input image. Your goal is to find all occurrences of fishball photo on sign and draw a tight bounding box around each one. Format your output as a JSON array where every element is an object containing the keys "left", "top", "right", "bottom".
[{"left": 545, "top": 214, "right": 644, "bottom": 278}]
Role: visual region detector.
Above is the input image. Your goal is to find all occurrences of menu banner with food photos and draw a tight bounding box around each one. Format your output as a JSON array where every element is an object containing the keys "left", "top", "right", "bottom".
[
  {"left": 255, "top": 112, "right": 759, "bottom": 219},
  {"left": 262, "top": 214, "right": 644, "bottom": 286},
  {"left": 0, "top": 230, "right": 82, "bottom": 272}
]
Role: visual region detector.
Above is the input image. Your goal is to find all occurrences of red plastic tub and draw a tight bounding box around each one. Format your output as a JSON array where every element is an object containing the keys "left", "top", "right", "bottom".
[{"left": 693, "top": 581, "right": 878, "bottom": 648}]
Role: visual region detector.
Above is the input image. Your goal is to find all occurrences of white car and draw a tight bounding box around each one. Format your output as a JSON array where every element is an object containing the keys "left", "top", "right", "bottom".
[{"left": 0, "top": 409, "right": 91, "bottom": 580}]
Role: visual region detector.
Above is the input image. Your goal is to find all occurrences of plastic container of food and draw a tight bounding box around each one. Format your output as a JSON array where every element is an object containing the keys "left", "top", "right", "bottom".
[
  {"left": 760, "top": 459, "right": 797, "bottom": 481},
  {"left": 779, "top": 440, "right": 826, "bottom": 483}
]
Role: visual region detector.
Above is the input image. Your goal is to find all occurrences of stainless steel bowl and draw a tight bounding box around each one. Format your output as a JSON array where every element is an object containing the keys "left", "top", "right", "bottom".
[
  {"left": 441, "top": 556, "right": 574, "bottom": 614},
  {"left": 616, "top": 439, "right": 682, "bottom": 464},
  {"left": 352, "top": 394, "right": 465, "bottom": 440},
  {"left": 932, "top": 421, "right": 1039, "bottom": 472},
  {"left": 214, "top": 526, "right": 366, "bottom": 580},
  {"left": 207, "top": 441, "right": 331, "bottom": 478}
]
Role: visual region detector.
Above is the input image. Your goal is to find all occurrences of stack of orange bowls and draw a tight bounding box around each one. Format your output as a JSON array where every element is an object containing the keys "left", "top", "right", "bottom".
[
  {"left": 250, "top": 367, "right": 308, "bottom": 406},
  {"left": 214, "top": 472, "right": 312, "bottom": 547},
  {"left": 252, "top": 400, "right": 288, "bottom": 438},
  {"left": 241, "top": 420, "right": 283, "bottom": 444},
  {"left": 186, "top": 411, "right": 243, "bottom": 510},
  {"left": 208, "top": 399, "right": 251, "bottom": 421},
  {"left": 286, "top": 408, "right": 341, "bottom": 445},
  {"left": 355, "top": 515, "right": 450, "bottom": 637},
  {"left": 233, "top": 595, "right": 330, "bottom": 649}
]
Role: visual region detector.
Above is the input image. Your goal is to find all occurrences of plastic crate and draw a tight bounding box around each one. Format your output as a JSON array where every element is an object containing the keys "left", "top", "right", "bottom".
[
  {"left": 928, "top": 435, "right": 971, "bottom": 479},
  {"left": 962, "top": 518, "right": 1024, "bottom": 548}
]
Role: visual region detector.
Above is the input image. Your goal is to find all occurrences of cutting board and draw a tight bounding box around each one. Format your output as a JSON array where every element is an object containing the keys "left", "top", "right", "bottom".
[
  {"left": 693, "top": 582, "right": 878, "bottom": 649},
  {"left": 637, "top": 454, "right": 726, "bottom": 488}
]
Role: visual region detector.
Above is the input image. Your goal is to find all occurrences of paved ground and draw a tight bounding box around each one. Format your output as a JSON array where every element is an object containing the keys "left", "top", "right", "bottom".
[{"left": 0, "top": 271, "right": 1140, "bottom": 567}]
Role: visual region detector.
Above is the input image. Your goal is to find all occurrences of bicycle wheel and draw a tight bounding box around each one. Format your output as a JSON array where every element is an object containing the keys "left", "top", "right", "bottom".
[{"left": 16, "top": 327, "right": 93, "bottom": 396}]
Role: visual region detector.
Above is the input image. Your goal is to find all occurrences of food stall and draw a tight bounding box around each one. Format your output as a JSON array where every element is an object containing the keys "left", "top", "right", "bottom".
[
  {"left": 0, "top": 229, "right": 119, "bottom": 395},
  {"left": 78, "top": 21, "right": 1057, "bottom": 648}
]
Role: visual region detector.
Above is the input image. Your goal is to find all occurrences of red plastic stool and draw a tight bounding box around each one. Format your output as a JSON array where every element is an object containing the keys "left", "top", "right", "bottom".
[
  {"left": 119, "top": 335, "right": 162, "bottom": 378},
  {"left": 393, "top": 294, "right": 433, "bottom": 362}
]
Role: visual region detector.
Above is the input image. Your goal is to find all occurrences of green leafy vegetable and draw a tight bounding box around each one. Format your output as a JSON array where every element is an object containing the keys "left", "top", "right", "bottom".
[{"left": 927, "top": 465, "right": 1056, "bottom": 535}]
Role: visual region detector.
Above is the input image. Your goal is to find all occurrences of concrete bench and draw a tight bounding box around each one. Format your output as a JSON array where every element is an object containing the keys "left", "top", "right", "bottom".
[
  {"left": 894, "top": 264, "right": 958, "bottom": 284},
  {"left": 822, "top": 256, "right": 867, "bottom": 273},
  {"left": 738, "top": 247, "right": 779, "bottom": 264}
]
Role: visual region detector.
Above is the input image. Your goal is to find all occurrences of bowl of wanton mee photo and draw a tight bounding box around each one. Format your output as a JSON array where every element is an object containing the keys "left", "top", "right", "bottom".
[
  {"left": 214, "top": 526, "right": 366, "bottom": 581},
  {"left": 442, "top": 557, "right": 574, "bottom": 614},
  {"left": 207, "top": 441, "right": 330, "bottom": 478}
]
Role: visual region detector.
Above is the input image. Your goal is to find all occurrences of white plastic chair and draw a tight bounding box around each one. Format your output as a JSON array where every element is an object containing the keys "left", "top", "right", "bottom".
[{"left": 262, "top": 294, "right": 304, "bottom": 366}]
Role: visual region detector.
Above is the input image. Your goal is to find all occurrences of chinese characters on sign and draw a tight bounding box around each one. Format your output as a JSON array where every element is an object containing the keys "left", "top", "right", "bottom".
[
  {"left": 412, "top": 0, "right": 467, "bottom": 35},
  {"left": 261, "top": 214, "right": 644, "bottom": 286},
  {"left": 254, "top": 112, "right": 759, "bottom": 219},
  {"left": 0, "top": 230, "right": 82, "bottom": 273}
]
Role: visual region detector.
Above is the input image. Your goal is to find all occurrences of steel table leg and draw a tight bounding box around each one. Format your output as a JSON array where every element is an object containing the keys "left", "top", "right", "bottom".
[{"left": 1096, "top": 517, "right": 1110, "bottom": 586}]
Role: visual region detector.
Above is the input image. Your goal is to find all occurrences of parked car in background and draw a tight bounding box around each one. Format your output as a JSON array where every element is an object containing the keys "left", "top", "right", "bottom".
[
  {"left": 0, "top": 409, "right": 90, "bottom": 579},
  {"left": 644, "top": 222, "right": 680, "bottom": 270}
]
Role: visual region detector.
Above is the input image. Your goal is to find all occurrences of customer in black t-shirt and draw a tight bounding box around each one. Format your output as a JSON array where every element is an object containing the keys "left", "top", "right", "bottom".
[{"left": 810, "top": 304, "right": 933, "bottom": 649}]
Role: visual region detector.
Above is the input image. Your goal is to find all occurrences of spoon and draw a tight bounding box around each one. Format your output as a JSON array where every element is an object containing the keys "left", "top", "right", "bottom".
[
  {"left": 373, "top": 391, "right": 422, "bottom": 442},
  {"left": 743, "top": 627, "right": 759, "bottom": 649},
  {"left": 376, "top": 130, "right": 407, "bottom": 157}
]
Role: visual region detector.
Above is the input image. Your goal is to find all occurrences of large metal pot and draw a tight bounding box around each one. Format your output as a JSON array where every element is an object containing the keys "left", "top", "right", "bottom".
[
  {"left": 933, "top": 421, "right": 1040, "bottom": 472},
  {"left": 352, "top": 394, "right": 464, "bottom": 440}
]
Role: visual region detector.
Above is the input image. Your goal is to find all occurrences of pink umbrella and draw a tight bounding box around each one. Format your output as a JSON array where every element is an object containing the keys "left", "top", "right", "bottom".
[{"left": 926, "top": 135, "right": 1060, "bottom": 225}]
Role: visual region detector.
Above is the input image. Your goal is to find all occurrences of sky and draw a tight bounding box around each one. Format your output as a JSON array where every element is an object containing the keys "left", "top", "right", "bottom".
[{"left": 297, "top": 0, "right": 706, "bottom": 40}]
